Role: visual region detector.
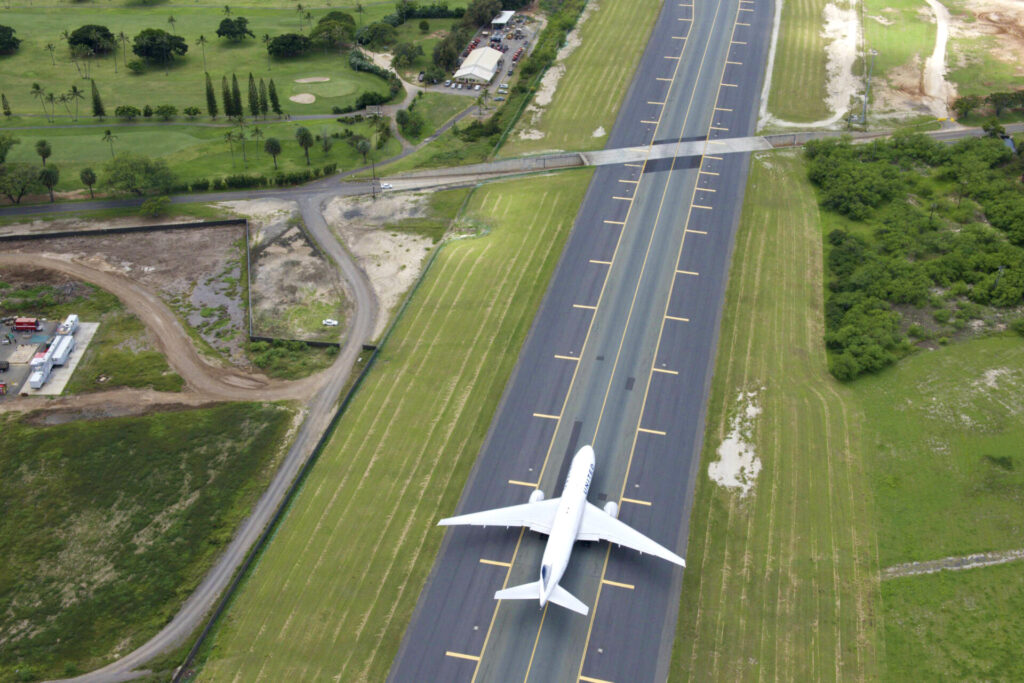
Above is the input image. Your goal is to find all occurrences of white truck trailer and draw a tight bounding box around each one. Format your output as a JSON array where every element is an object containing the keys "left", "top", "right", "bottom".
[
  {"left": 51, "top": 334, "right": 75, "bottom": 366},
  {"left": 58, "top": 314, "right": 79, "bottom": 336}
]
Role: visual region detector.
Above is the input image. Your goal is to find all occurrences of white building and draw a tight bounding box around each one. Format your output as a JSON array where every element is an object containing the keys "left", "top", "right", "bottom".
[
  {"left": 491, "top": 10, "right": 515, "bottom": 32},
  {"left": 454, "top": 47, "right": 503, "bottom": 84}
]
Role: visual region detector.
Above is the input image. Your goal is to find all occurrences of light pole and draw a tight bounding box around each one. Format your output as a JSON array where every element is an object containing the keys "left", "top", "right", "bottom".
[{"left": 863, "top": 49, "right": 878, "bottom": 126}]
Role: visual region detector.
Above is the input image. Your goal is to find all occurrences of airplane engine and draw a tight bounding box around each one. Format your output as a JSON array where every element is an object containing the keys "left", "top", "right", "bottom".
[
  {"left": 603, "top": 501, "right": 618, "bottom": 519},
  {"left": 529, "top": 489, "right": 545, "bottom": 503}
]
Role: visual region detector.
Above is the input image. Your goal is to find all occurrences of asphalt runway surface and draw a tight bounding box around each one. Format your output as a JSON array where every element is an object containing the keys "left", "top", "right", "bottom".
[{"left": 389, "top": 0, "right": 774, "bottom": 681}]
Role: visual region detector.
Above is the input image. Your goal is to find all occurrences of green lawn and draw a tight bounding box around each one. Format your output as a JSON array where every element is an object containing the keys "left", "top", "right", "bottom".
[
  {"left": 501, "top": 0, "right": 662, "bottom": 155},
  {"left": 671, "top": 151, "right": 880, "bottom": 680},
  {"left": 863, "top": 0, "right": 936, "bottom": 91},
  {"left": 0, "top": 7, "right": 395, "bottom": 121},
  {"left": 671, "top": 150, "right": 1024, "bottom": 680},
  {"left": 0, "top": 402, "right": 294, "bottom": 682},
  {"left": 764, "top": 0, "right": 832, "bottom": 123},
  {"left": 403, "top": 91, "right": 471, "bottom": 144},
  {"left": 197, "top": 169, "right": 594, "bottom": 681},
  {"left": 4, "top": 118, "right": 401, "bottom": 192},
  {"left": 882, "top": 562, "right": 1024, "bottom": 680}
]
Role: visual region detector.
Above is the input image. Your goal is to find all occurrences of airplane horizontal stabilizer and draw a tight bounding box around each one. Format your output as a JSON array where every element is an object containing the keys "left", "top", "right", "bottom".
[
  {"left": 494, "top": 581, "right": 541, "bottom": 602},
  {"left": 549, "top": 585, "right": 589, "bottom": 615}
]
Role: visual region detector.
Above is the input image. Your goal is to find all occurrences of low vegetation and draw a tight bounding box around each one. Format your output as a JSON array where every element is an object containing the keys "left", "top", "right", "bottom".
[
  {"left": 0, "top": 402, "right": 294, "bottom": 681},
  {"left": 197, "top": 169, "right": 594, "bottom": 681},
  {"left": 807, "top": 133, "right": 1024, "bottom": 379},
  {"left": 764, "top": 0, "right": 830, "bottom": 123},
  {"left": 673, "top": 150, "right": 1024, "bottom": 681},
  {"left": 246, "top": 338, "right": 337, "bottom": 379}
]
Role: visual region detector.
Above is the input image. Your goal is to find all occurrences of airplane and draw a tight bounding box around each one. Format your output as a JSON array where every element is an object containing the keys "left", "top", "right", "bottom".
[{"left": 438, "top": 445, "right": 685, "bottom": 616}]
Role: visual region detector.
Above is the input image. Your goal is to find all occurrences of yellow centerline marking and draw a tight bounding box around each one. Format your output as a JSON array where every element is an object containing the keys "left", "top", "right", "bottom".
[
  {"left": 692, "top": 204, "right": 713, "bottom": 210},
  {"left": 573, "top": 304, "right": 597, "bottom": 310},
  {"left": 665, "top": 315, "right": 690, "bottom": 322},
  {"left": 700, "top": 170, "right": 720, "bottom": 175},
  {"left": 589, "top": 259, "right": 612, "bottom": 265},
  {"left": 575, "top": 0, "right": 739, "bottom": 676},
  {"left": 653, "top": 367, "right": 679, "bottom": 375},
  {"left": 509, "top": 479, "right": 540, "bottom": 488},
  {"left": 602, "top": 579, "right": 635, "bottom": 590},
  {"left": 554, "top": 354, "right": 580, "bottom": 361},
  {"left": 479, "top": 558, "right": 512, "bottom": 568},
  {"left": 697, "top": 187, "right": 717, "bottom": 192},
  {"left": 686, "top": 228, "right": 708, "bottom": 235},
  {"left": 677, "top": 269, "right": 699, "bottom": 276},
  {"left": 532, "top": 412, "right": 560, "bottom": 420},
  {"left": 640, "top": 119, "right": 659, "bottom": 125},
  {"left": 580, "top": 675, "right": 615, "bottom": 683},
  {"left": 705, "top": 154, "right": 723, "bottom": 160},
  {"left": 637, "top": 427, "right": 666, "bottom": 436},
  {"left": 715, "top": 106, "right": 732, "bottom": 112},
  {"left": 656, "top": 77, "right": 672, "bottom": 81},
  {"left": 522, "top": 604, "right": 550, "bottom": 681},
  {"left": 621, "top": 497, "right": 653, "bottom": 507},
  {"left": 446, "top": 651, "right": 480, "bottom": 662},
  {"left": 709, "top": 126, "right": 729, "bottom": 131}
]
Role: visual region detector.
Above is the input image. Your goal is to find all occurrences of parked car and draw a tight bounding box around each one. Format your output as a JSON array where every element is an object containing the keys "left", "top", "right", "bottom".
[
  {"left": 474, "top": 84, "right": 481, "bottom": 91},
  {"left": 418, "top": 72, "right": 425, "bottom": 82},
  {"left": 444, "top": 79, "right": 452, "bottom": 87},
  {"left": 380, "top": 182, "right": 393, "bottom": 190},
  {"left": 494, "top": 96, "right": 505, "bottom": 102},
  {"left": 322, "top": 319, "right": 339, "bottom": 327}
]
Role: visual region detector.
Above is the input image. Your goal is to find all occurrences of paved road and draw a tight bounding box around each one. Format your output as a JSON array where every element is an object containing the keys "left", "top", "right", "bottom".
[{"left": 389, "top": 0, "right": 772, "bottom": 681}]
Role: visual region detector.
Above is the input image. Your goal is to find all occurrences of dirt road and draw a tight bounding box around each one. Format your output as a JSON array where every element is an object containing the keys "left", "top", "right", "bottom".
[{"left": 0, "top": 253, "right": 324, "bottom": 403}]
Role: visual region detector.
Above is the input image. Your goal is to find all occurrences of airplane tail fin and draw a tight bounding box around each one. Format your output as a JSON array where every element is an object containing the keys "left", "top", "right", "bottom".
[
  {"left": 549, "top": 585, "right": 589, "bottom": 615},
  {"left": 494, "top": 581, "right": 541, "bottom": 602},
  {"left": 493, "top": 581, "right": 589, "bottom": 615}
]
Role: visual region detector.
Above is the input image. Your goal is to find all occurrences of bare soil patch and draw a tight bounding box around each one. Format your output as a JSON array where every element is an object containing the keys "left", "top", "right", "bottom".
[{"left": 324, "top": 193, "right": 434, "bottom": 338}]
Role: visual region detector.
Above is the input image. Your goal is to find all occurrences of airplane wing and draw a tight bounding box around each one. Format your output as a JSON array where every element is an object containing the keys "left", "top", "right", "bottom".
[
  {"left": 577, "top": 502, "right": 685, "bottom": 567},
  {"left": 438, "top": 498, "right": 561, "bottom": 535}
]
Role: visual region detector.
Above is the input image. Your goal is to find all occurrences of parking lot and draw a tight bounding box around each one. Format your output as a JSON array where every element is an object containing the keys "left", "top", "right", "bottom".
[
  {"left": 426, "top": 14, "right": 538, "bottom": 99},
  {"left": 0, "top": 319, "right": 97, "bottom": 400}
]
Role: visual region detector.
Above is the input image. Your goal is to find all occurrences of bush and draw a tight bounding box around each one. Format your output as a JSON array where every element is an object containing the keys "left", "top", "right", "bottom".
[
  {"left": 154, "top": 104, "right": 177, "bottom": 121},
  {"left": 115, "top": 104, "right": 141, "bottom": 121},
  {"left": 323, "top": 163, "right": 337, "bottom": 174},
  {"left": 191, "top": 178, "right": 210, "bottom": 192},
  {"left": 212, "top": 177, "right": 225, "bottom": 190},
  {"left": 267, "top": 33, "right": 311, "bottom": 58},
  {"left": 139, "top": 195, "right": 170, "bottom": 217},
  {"left": 142, "top": 104, "right": 153, "bottom": 118},
  {"left": 183, "top": 106, "right": 201, "bottom": 119},
  {"left": 127, "top": 59, "right": 145, "bottom": 74}
]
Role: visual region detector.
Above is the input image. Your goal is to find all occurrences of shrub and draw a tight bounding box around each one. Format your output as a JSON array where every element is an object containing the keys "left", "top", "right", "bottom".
[
  {"left": 183, "top": 106, "right": 201, "bottom": 119},
  {"left": 142, "top": 104, "right": 153, "bottom": 118},
  {"left": 115, "top": 104, "right": 141, "bottom": 121},
  {"left": 139, "top": 195, "right": 170, "bottom": 217},
  {"left": 191, "top": 178, "right": 210, "bottom": 191},
  {"left": 127, "top": 60, "right": 145, "bottom": 74},
  {"left": 211, "top": 177, "right": 225, "bottom": 190},
  {"left": 154, "top": 104, "right": 177, "bottom": 121},
  {"left": 323, "top": 162, "right": 337, "bottom": 175},
  {"left": 267, "top": 33, "right": 311, "bottom": 58}
]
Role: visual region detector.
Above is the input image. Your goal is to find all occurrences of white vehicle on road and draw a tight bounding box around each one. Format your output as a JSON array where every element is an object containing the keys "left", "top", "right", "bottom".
[{"left": 321, "top": 319, "right": 339, "bottom": 326}]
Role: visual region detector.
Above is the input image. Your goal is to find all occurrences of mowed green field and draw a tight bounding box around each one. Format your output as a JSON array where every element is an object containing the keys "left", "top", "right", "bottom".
[
  {"left": 671, "top": 151, "right": 1024, "bottom": 679},
  {"left": 198, "top": 169, "right": 595, "bottom": 681},
  {"left": 0, "top": 6, "right": 393, "bottom": 120},
  {"left": 670, "top": 152, "right": 881, "bottom": 680},
  {"left": 501, "top": 0, "right": 662, "bottom": 155},
  {"left": 4, "top": 118, "right": 401, "bottom": 192},
  {"left": 764, "top": 0, "right": 832, "bottom": 122}
]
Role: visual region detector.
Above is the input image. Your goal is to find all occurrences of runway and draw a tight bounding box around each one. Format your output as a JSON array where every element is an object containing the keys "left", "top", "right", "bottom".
[{"left": 389, "top": 0, "right": 773, "bottom": 680}]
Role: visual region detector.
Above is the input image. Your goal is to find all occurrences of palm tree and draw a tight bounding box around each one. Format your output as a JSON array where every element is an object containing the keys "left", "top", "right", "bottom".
[
  {"left": 355, "top": 137, "right": 370, "bottom": 164},
  {"left": 44, "top": 92, "right": 57, "bottom": 122},
  {"left": 223, "top": 4, "right": 231, "bottom": 15},
  {"left": 304, "top": 11, "right": 313, "bottom": 31},
  {"left": 295, "top": 126, "right": 313, "bottom": 165},
  {"left": 224, "top": 130, "right": 236, "bottom": 165},
  {"left": 36, "top": 139, "right": 52, "bottom": 166},
  {"left": 196, "top": 35, "right": 208, "bottom": 72},
  {"left": 45, "top": 42, "right": 56, "bottom": 65},
  {"left": 264, "top": 137, "right": 281, "bottom": 169},
  {"left": 57, "top": 93, "right": 72, "bottom": 117},
  {"left": 262, "top": 34, "right": 272, "bottom": 70},
  {"left": 237, "top": 126, "right": 247, "bottom": 166},
  {"left": 118, "top": 31, "right": 129, "bottom": 65},
  {"left": 102, "top": 128, "right": 117, "bottom": 159},
  {"left": 167, "top": 15, "right": 177, "bottom": 35},
  {"left": 68, "top": 85, "right": 85, "bottom": 121},
  {"left": 356, "top": 2, "right": 364, "bottom": 27},
  {"left": 30, "top": 83, "right": 47, "bottom": 121},
  {"left": 251, "top": 125, "right": 264, "bottom": 155}
]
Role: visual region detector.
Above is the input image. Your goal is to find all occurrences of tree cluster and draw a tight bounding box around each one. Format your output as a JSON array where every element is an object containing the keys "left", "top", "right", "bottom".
[
  {"left": 68, "top": 24, "right": 116, "bottom": 55},
  {"left": 952, "top": 90, "right": 1024, "bottom": 120},
  {"left": 266, "top": 33, "right": 311, "bottom": 58},
  {"left": 132, "top": 28, "right": 188, "bottom": 64},
  {"left": 0, "top": 24, "right": 21, "bottom": 55},
  {"left": 807, "top": 134, "right": 1024, "bottom": 380},
  {"left": 216, "top": 17, "right": 255, "bottom": 42}
]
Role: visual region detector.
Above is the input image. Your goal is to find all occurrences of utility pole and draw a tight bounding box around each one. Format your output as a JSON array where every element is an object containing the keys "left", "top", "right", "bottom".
[{"left": 863, "top": 49, "right": 878, "bottom": 127}]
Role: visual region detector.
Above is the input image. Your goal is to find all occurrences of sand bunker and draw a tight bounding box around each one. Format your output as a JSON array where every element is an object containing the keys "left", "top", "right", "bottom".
[
  {"left": 289, "top": 93, "right": 316, "bottom": 104},
  {"left": 295, "top": 77, "right": 330, "bottom": 83},
  {"left": 592, "top": 126, "right": 606, "bottom": 137},
  {"left": 708, "top": 389, "right": 763, "bottom": 497}
]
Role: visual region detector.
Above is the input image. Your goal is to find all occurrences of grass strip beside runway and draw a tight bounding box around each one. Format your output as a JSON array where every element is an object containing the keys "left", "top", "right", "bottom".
[
  {"left": 764, "top": 0, "right": 831, "bottom": 123},
  {"left": 671, "top": 151, "right": 1024, "bottom": 679},
  {"left": 670, "top": 151, "right": 880, "bottom": 680},
  {"left": 197, "top": 169, "right": 594, "bottom": 682},
  {"left": 501, "top": 0, "right": 663, "bottom": 156}
]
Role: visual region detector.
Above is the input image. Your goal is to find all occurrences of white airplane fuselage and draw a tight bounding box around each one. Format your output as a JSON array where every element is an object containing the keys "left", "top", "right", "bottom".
[{"left": 537, "top": 445, "right": 595, "bottom": 608}]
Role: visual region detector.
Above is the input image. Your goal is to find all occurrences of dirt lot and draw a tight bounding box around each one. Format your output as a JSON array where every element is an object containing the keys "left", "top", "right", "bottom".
[
  {"left": 228, "top": 199, "right": 350, "bottom": 343},
  {"left": 324, "top": 193, "right": 435, "bottom": 339}
]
